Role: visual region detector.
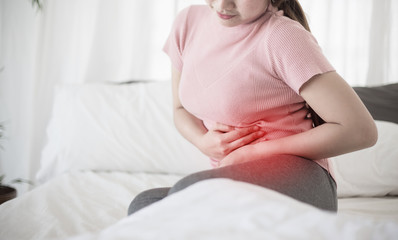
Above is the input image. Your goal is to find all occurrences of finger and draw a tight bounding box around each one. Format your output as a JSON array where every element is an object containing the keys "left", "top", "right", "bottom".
[
  {"left": 222, "top": 126, "right": 260, "bottom": 142},
  {"left": 211, "top": 122, "right": 235, "bottom": 133},
  {"left": 219, "top": 159, "right": 232, "bottom": 168},
  {"left": 228, "top": 131, "right": 265, "bottom": 150},
  {"left": 218, "top": 159, "right": 226, "bottom": 168}
]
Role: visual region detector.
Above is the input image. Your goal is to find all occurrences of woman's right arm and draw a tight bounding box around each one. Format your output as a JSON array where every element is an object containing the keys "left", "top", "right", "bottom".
[{"left": 171, "top": 67, "right": 265, "bottom": 162}]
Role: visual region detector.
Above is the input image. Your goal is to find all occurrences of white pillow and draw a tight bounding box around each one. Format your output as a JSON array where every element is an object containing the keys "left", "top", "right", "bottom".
[
  {"left": 36, "top": 81, "right": 210, "bottom": 183},
  {"left": 330, "top": 120, "right": 398, "bottom": 197}
]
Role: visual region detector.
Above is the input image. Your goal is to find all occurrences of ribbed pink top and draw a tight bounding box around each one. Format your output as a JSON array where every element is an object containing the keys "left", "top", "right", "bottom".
[{"left": 164, "top": 4, "right": 335, "bottom": 172}]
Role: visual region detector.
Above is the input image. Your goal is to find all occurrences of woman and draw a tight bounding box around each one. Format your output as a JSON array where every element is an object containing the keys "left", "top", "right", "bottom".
[{"left": 128, "top": 0, "right": 377, "bottom": 214}]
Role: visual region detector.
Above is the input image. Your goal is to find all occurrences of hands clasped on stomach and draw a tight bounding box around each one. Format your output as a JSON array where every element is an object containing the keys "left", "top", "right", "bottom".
[{"left": 196, "top": 123, "right": 266, "bottom": 167}]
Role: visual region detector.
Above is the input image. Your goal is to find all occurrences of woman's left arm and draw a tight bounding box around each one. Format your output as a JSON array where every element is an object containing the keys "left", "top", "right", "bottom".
[{"left": 220, "top": 71, "right": 378, "bottom": 166}]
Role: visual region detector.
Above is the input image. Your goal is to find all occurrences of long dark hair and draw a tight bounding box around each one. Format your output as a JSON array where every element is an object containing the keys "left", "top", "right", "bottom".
[{"left": 271, "top": 0, "right": 310, "bottom": 32}]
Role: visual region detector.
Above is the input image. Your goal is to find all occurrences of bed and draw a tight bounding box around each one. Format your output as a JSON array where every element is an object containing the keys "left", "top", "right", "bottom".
[{"left": 1, "top": 81, "right": 397, "bottom": 240}]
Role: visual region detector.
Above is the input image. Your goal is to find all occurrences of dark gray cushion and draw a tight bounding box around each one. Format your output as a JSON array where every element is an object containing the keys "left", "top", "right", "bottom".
[{"left": 353, "top": 83, "right": 398, "bottom": 124}]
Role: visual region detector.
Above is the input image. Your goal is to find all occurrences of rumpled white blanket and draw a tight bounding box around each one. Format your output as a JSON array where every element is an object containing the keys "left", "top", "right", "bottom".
[
  {"left": 68, "top": 179, "right": 398, "bottom": 240},
  {"left": 0, "top": 171, "right": 181, "bottom": 240}
]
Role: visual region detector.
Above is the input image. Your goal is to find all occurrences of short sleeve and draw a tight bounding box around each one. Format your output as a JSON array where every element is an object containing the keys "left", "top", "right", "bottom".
[
  {"left": 266, "top": 19, "right": 335, "bottom": 94},
  {"left": 163, "top": 7, "right": 191, "bottom": 72}
]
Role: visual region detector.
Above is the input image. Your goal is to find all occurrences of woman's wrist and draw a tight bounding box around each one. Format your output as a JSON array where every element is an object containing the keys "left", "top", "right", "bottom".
[{"left": 248, "top": 140, "right": 278, "bottom": 161}]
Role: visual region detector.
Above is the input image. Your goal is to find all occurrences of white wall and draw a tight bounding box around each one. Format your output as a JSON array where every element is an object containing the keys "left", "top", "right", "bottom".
[{"left": 0, "top": 0, "right": 42, "bottom": 193}]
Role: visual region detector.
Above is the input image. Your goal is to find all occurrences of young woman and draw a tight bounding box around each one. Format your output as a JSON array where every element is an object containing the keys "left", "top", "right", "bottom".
[{"left": 128, "top": 0, "right": 377, "bottom": 214}]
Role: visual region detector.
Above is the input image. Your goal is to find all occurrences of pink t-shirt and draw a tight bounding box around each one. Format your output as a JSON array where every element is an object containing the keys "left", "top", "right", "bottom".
[{"left": 163, "top": 4, "right": 335, "bottom": 172}]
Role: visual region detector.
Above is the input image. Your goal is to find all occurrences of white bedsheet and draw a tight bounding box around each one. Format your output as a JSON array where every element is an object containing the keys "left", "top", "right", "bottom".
[
  {"left": 339, "top": 197, "right": 398, "bottom": 221},
  {"left": 1, "top": 172, "right": 397, "bottom": 240},
  {"left": 0, "top": 171, "right": 182, "bottom": 240},
  {"left": 67, "top": 179, "right": 398, "bottom": 240}
]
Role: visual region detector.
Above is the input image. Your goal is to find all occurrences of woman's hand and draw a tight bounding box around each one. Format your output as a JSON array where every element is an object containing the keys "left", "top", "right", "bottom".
[
  {"left": 218, "top": 72, "right": 378, "bottom": 165},
  {"left": 217, "top": 144, "right": 252, "bottom": 167},
  {"left": 196, "top": 123, "right": 265, "bottom": 162},
  {"left": 218, "top": 141, "right": 272, "bottom": 167}
]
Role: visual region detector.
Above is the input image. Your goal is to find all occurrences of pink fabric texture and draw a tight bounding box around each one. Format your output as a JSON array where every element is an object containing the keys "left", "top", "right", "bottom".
[{"left": 163, "top": 4, "right": 335, "bottom": 172}]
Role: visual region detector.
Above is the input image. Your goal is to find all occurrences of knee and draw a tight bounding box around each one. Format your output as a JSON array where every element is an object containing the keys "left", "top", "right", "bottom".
[
  {"left": 168, "top": 177, "right": 194, "bottom": 195},
  {"left": 169, "top": 172, "right": 212, "bottom": 195},
  {"left": 127, "top": 187, "right": 170, "bottom": 215}
]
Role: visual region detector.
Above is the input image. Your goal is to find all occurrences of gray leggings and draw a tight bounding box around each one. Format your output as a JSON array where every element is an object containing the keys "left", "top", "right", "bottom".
[{"left": 127, "top": 155, "right": 337, "bottom": 215}]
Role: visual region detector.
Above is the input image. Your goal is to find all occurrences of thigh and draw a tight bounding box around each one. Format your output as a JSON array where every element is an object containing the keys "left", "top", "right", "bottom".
[{"left": 169, "top": 155, "right": 337, "bottom": 211}]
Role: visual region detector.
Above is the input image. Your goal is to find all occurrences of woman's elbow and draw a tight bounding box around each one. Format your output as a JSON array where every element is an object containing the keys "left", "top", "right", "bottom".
[{"left": 357, "top": 119, "right": 378, "bottom": 149}]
